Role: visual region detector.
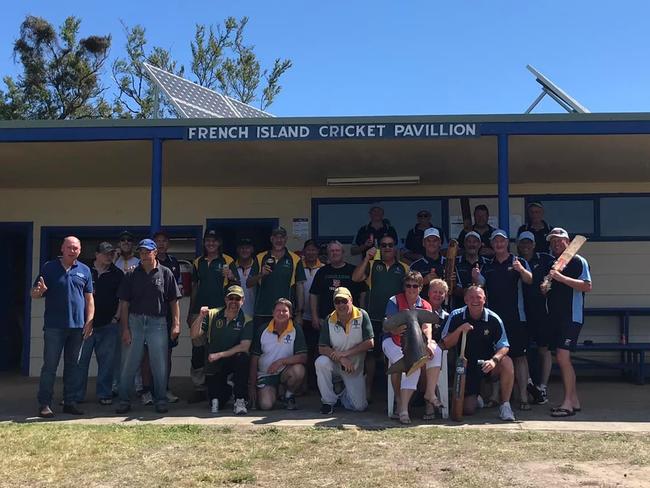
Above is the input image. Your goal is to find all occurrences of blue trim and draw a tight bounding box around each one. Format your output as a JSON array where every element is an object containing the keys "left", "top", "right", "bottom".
[
  {"left": 0, "top": 126, "right": 185, "bottom": 143},
  {"left": 497, "top": 134, "right": 509, "bottom": 234},
  {"left": 150, "top": 138, "right": 163, "bottom": 233},
  {"left": 0, "top": 222, "right": 33, "bottom": 375}
]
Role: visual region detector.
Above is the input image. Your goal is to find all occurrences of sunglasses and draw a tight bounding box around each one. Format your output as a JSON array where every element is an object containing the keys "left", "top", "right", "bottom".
[
  {"left": 404, "top": 283, "right": 420, "bottom": 289},
  {"left": 334, "top": 298, "right": 349, "bottom": 305},
  {"left": 227, "top": 295, "right": 242, "bottom": 301},
  {"left": 379, "top": 243, "right": 394, "bottom": 248}
]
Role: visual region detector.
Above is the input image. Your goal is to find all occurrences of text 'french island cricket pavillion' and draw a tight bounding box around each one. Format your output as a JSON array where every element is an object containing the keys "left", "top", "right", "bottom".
[{"left": 1, "top": 113, "right": 650, "bottom": 379}]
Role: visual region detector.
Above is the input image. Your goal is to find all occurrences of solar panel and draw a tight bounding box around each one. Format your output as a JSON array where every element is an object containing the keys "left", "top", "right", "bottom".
[
  {"left": 525, "top": 65, "right": 590, "bottom": 114},
  {"left": 143, "top": 63, "right": 274, "bottom": 119}
]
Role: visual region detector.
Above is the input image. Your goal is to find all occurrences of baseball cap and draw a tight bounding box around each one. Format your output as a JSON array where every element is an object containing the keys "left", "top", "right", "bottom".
[
  {"left": 237, "top": 237, "right": 254, "bottom": 247},
  {"left": 136, "top": 238, "right": 157, "bottom": 251},
  {"left": 464, "top": 231, "right": 481, "bottom": 242},
  {"left": 271, "top": 226, "right": 287, "bottom": 237},
  {"left": 423, "top": 228, "right": 441, "bottom": 240},
  {"left": 96, "top": 242, "right": 115, "bottom": 254},
  {"left": 119, "top": 230, "right": 134, "bottom": 240},
  {"left": 490, "top": 229, "right": 509, "bottom": 241},
  {"left": 517, "top": 231, "right": 535, "bottom": 243},
  {"left": 546, "top": 227, "right": 570, "bottom": 241},
  {"left": 225, "top": 285, "right": 245, "bottom": 298},
  {"left": 528, "top": 201, "right": 544, "bottom": 209},
  {"left": 204, "top": 228, "right": 220, "bottom": 240},
  {"left": 333, "top": 287, "right": 352, "bottom": 302}
]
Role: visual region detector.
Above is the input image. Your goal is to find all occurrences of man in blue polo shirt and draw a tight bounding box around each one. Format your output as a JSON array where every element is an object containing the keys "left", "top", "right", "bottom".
[{"left": 32, "top": 236, "right": 94, "bottom": 418}]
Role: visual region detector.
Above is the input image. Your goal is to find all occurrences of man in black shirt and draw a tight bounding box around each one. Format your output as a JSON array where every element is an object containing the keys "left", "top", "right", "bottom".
[
  {"left": 403, "top": 209, "right": 445, "bottom": 263},
  {"left": 116, "top": 239, "right": 181, "bottom": 414},
  {"left": 351, "top": 206, "right": 398, "bottom": 257},
  {"left": 441, "top": 285, "right": 515, "bottom": 421},
  {"left": 77, "top": 242, "right": 124, "bottom": 405},
  {"left": 310, "top": 240, "right": 367, "bottom": 329},
  {"left": 517, "top": 202, "right": 551, "bottom": 253},
  {"left": 457, "top": 204, "right": 496, "bottom": 257}
]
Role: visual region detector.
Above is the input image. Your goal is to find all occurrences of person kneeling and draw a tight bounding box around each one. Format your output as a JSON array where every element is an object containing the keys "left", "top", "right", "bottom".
[
  {"left": 190, "top": 285, "right": 253, "bottom": 415},
  {"left": 440, "top": 285, "right": 516, "bottom": 422},
  {"left": 316, "top": 287, "right": 374, "bottom": 414},
  {"left": 249, "top": 298, "right": 307, "bottom": 411}
]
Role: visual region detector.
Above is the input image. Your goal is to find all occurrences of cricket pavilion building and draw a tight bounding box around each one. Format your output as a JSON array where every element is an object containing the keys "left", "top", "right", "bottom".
[{"left": 1, "top": 114, "right": 649, "bottom": 378}]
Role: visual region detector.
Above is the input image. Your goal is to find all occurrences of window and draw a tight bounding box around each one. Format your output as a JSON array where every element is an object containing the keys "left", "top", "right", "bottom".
[
  {"left": 314, "top": 198, "right": 444, "bottom": 244},
  {"left": 600, "top": 197, "right": 650, "bottom": 237},
  {"left": 535, "top": 199, "right": 595, "bottom": 235}
]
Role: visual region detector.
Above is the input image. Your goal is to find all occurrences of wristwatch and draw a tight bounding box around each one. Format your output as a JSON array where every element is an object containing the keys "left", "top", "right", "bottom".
[{"left": 491, "top": 355, "right": 501, "bottom": 364}]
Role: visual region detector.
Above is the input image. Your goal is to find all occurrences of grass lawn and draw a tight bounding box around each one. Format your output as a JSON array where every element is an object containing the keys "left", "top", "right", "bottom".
[{"left": 1, "top": 423, "right": 649, "bottom": 487}]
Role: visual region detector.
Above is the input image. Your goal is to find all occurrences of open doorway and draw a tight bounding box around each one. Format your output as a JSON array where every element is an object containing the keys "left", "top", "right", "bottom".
[
  {"left": 206, "top": 218, "right": 279, "bottom": 257},
  {"left": 0, "top": 222, "right": 33, "bottom": 375}
]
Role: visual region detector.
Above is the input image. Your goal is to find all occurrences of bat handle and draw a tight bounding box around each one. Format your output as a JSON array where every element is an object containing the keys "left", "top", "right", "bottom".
[{"left": 540, "top": 276, "right": 552, "bottom": 293}]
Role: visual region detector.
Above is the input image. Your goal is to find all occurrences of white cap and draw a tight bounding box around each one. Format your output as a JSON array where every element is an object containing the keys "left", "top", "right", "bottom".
[
  {"left": 423, "top": 227, "right": 440, "bottom": 240},
  {"left": 517, "top": 231, "right": 535, "bottom": 242},
  {"left": 490, "top": 229, "right": 508, "bottom": 241},
  {"left": 546, "top": 227, "right": 570, "bottom": 241},
  {"left": 464, "top": 231, "right": 481, "bottom": 242}
]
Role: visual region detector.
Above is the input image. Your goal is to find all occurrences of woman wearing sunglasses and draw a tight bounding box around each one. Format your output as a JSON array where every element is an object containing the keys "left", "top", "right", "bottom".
[{"left": 383, "top": 271, "right": 441, "bottom": 424}]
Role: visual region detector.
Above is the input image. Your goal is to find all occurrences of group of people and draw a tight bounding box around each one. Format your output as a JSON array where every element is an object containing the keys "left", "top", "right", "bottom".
[{"left": 32, "top": 201, "right": 591, "bottom": 424}]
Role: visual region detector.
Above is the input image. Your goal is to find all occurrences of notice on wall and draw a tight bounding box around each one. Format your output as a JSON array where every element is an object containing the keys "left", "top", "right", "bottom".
[{"left": 292, "top": 218, "right": 309, "bottom": 238}]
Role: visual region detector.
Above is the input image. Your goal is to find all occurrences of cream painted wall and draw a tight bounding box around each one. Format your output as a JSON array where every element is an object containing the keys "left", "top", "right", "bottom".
[{"left": 2, "top": 183, "right": 648, "bottom": 377}]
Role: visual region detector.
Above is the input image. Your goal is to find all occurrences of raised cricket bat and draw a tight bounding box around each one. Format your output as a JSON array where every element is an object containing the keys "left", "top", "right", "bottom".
[
  {"left": 444, "top": 239, "right": 459, "bottom": 307},
  {"left": 540, "top": 235, "right": 587, "bottom": 293},
  {"left": 451, "top": 330, "right": 468, "bottom": 422},
  {"left": 461, "top": 197, "right": 472, "bottom": 232}
]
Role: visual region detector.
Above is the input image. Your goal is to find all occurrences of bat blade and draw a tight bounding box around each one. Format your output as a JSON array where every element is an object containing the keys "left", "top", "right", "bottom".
[
  {"left": 451, "top": 330, "right": 468, "bottom": 422},
  {"left": 461, "top": 197, "right": 472, "bottom": 232},
  {"left": 541, "top": 235, "right": 587, "bottom": 293}
]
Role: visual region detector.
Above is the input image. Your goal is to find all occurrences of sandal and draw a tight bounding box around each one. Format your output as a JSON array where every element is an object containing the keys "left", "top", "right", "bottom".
[
  {"left": 519, "top": 402, "right": 531, "bottom": 411},
  {"left": 550, "top": 407, "right": 575, "bottom": 418},
  {"left": 399, "top": 412, "right": 411, "bottom": 425}
]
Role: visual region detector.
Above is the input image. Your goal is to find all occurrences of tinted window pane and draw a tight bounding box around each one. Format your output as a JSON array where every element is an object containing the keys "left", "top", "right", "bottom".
[
  {"left": 601, "top": 197, "right": 650, "bottom": 237},
  {"left": 317, "top": 200, "right": 442, "bottom": 244},
  {"left": 538, "top": 200, "right": 594, "bottom": 235}
]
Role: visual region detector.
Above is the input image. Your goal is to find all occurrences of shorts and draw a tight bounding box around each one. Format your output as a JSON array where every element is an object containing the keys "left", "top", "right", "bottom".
[
  {"left": 503, "top": 320, "right": 527, "bottom": 358},
  {"left": 549, "top": 320, "right": 582, "bottom": 352},
  {"left": 257, "top": 373, "right": 281, "bottom": 388},
  {"left": 527, "top": 314, "right": 552, "bottom": 348},
  {"left": 464, "top": 363, "right": 491, "bottom": 396}
]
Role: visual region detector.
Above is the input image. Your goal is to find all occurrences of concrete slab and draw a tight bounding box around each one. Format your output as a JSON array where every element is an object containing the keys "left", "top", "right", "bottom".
[{"left": 2, "top": 374, "right": 649, "bottom": 433}]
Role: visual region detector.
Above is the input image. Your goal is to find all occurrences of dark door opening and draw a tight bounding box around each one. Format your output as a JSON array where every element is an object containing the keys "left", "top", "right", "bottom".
[
  {"left": 0, "top": 223, "right": 32, "bottom": 374},
  {"left": 206, "top": 218, "right": 279, "bottom": 258}
]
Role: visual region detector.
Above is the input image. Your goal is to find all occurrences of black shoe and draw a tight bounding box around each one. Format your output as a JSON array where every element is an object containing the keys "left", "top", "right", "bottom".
[
  {"left": 155, "top": 404, "right": 168, "bottom": 414},
  {"left": 63, "top": 404, "right": 84, "bottom": 415},
  {"left": 99, "top": 398, "right": 113, "bottom": 406},
  {"left": 320, "top": 403, "right": 334, "bottom": 415},
  {"left": 527, "top": 383, "right": 545, "bottom": 405},
  {"left": 116, "top": 404, "right": 131, "bottom": 414},
  {"left": 38, "top": 405, "right": 54, "bottom": 418},
  {"left": 187, "top": 390, "right": 207, "bottom": 404},
  {"left": 285, "top": 397, "right": 297, "bottom": 410}
]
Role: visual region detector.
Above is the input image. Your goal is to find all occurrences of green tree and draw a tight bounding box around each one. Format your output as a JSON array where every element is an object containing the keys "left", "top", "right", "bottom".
[
  {"left": 191, "top": 17, "right": 292, "bottom": 111},
  {"left": 112, "top": 23, "right": 184, "bottom": 118},
  {"left": 0, "top": 15, "right": 112, "bottom": 119}
]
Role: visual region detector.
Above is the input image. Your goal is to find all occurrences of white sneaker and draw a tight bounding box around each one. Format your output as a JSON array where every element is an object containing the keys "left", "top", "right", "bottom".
[
  {"left": 233, "top": 398, "right": 248, "bottom": 415},
  {"left": 498, "top": 402, "right": 515, "bottom": 422},
  {"left": 476, "top": 395, "right": 485, "bottom": 409},
  {"left": 210, "top": 398, "right": 219, "bottom": 414},
  {"left": 141, "top": 391, "right": 153, "bottom": 406},
  {"left": 166, "top": 390, "right": 179, "bottom": 403}
]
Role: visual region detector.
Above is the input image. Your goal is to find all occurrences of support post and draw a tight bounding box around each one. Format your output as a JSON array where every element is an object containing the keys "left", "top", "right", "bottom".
[
  {"left": 150, "top": 137, "right": 162, "bottom": 233},
  {"left": 497, "top": 134, "right": 510, "bottom": 235}
]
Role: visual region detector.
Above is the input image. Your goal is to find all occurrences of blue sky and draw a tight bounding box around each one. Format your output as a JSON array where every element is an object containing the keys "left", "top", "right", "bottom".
[{"left": 1, "top": 1, "right": 648, "bottom": 117}]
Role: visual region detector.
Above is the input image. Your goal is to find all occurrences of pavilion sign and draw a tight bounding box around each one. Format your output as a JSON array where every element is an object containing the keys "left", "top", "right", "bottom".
[{"left": 186, "top": 122, "right": 480, "bottom": 141}]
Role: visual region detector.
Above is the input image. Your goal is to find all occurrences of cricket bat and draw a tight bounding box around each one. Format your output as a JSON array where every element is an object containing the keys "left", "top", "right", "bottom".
[
  {"left": 540, "top": 235, "right": 587, "bottom": 293},
  {"left": 444, "top": 239, "right": 459, "bottom": 308},
  {"left": 451, "top": 330, "right": 468, "bottom": 422},
  {"left": 461, "top": 197, "right": 472, "bottom": 232}
]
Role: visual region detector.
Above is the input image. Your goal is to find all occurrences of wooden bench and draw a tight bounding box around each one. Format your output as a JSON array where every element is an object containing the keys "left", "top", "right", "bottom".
[{"left": 573, "top": 308, "right": 650, "bottom": 384}]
